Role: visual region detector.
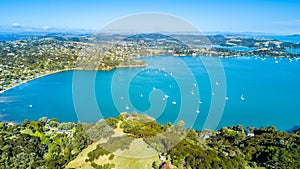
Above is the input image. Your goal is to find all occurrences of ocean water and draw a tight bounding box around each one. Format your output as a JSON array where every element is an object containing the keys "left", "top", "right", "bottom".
[
  {"left": 286, "top": 48, "right": 300, "bottom": 54},
  {"left": 196, "top": 45, "right": 256, "bottom": 52},
  {"left": 264, "top": 35, "right": 300, "bottom": 43},
  {"left": 213, "top": 45, "right": 256, "bottom": 52},
  {"left": 1, "top": 56, "right": 300, "bottom": 131}
]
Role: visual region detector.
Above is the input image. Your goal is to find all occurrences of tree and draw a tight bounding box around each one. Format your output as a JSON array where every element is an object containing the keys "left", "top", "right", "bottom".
[
  {"left": 38, "top": 117, "right": 47, "bottom": 126},
  {"left": 23, "top": 118, "right": 29, "bottom": 126},
  {"left": 152, "top": 161, "right": 160, "bottom": 169}
]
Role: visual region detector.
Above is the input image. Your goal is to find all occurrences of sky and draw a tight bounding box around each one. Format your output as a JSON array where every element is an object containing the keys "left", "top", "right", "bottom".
[{"left": 0, "top": 0, "right": 300, "bottom": 34}]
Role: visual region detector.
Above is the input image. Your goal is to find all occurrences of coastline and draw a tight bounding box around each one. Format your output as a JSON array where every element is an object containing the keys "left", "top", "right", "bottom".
[
  {"left": 0, "top": 54, "right": 296, "bottom": 95},
  {"left": 0, "top": 63, "right": 148, "bottom": 95},
  {"left": 0, "top": 69, "right": 71, "bottom": 95}
]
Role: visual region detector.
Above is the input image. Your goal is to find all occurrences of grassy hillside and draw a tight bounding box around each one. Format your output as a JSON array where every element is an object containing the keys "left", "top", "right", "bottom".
[{"left": 1, "top": 113, "right": 300, "bottom": 168}]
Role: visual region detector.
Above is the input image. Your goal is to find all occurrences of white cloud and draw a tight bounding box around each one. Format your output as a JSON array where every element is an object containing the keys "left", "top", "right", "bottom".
[
  {"left": 42, "top": 25, "right": 49, "bottom": 30},
  {"left": 12, "top": 22, "right": 24, "bottom": 27}
]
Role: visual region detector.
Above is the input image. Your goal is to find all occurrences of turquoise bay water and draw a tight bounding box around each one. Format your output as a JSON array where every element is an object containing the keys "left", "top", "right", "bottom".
[
  {"left": 265, "top": 35, "right": 300, "bottom": 43},
  {"left": 1, "top": 56, "right": 300, "bottom": 131},
  {"left": 286, "top": 48, "right": 300, "bottom": 54},
  {"left": 196, "top": 45, "right": 256, "bottom": 52},
  {"left": 213, "top": 45, "right": 256, "bottom": 52}
]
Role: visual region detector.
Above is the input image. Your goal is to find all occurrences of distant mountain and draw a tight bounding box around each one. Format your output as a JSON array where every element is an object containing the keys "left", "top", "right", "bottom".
[{"left": 290, "top": 34, "right": 300, "bottom": 37}]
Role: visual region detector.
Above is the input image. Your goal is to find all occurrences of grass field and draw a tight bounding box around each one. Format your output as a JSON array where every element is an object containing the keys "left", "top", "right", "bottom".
[
  {"left": 66, "top": 121, "right": 161, "bottom": 169},
  {"left": 111, "top": 138, "right": 160, "bottom": 169},
  {"left": 67, "top": 138, "right": 160, "bottom": 169},
  {"left": 66, "top": 139, "right": 107, "bottom": 169}
]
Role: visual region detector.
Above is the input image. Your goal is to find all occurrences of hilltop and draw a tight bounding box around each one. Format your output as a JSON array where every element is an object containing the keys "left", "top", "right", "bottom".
[{"left": 1, "top": 113, "right": 300, "bottom": 168}]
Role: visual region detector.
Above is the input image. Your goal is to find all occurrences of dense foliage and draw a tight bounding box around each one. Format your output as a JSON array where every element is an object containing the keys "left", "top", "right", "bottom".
[
  {"left": 164, "top": 126, "right": 300, "bottom": 169},
  {"left": 1, "top": 114, "right": 300, "bottom": 169},
  {"left": 0, "top": 118, "right": 91, "bottom": 168}
]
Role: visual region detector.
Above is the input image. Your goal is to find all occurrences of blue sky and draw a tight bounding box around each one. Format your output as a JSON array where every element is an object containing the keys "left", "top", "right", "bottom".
[{"left": 0, "top": 0, "right": 300, "bottom": 34}]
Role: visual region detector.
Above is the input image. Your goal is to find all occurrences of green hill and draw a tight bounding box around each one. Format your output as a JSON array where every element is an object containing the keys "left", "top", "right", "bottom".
[{"left": 1, "top": 113, "right": 300, "bottom": 168}]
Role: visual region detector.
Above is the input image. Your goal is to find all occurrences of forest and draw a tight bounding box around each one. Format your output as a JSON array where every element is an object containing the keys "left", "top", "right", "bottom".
[{"left": 1, "top": 113, "right": 300, "bottom": 169}]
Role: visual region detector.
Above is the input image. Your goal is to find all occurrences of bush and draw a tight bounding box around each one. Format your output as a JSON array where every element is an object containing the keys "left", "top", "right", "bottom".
[
  {"left": 105, "top": 118, "right": 118, "bottom": 129},
  {"left": 108, "top": 154, "right": 114, "bottom": 160},
  {"left": 87, "top": 146, "right": 110, "bottom": 162}
]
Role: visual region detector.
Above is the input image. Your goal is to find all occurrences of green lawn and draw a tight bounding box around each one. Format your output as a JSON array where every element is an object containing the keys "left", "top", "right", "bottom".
[
  {"left": 112, "top": 138, "right": 160, "bottom": 169},
  {"left": 67, "top": 138, "right": 160, "bottom": 169}
]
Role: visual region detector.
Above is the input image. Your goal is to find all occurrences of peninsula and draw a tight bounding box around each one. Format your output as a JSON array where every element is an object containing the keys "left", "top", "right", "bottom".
[{"left": 1, "top": 33, "right": 300, "bottom": 93}]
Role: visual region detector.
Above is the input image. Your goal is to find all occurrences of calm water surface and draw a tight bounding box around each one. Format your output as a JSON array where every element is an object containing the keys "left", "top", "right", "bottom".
[{"left": 1, "top": 56, "right": 300, "bottom": 131}]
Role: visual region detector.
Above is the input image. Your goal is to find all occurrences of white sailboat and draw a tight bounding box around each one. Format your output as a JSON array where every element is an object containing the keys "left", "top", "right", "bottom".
[
  {"left": 171, "top": 99, "right": 177, "bottom": 105},
  {"left": 240, "top": 94, "right": 245, "bottom": 101}
]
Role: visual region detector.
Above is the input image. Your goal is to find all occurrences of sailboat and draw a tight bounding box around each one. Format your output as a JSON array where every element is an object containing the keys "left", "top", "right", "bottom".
[
  {"left": 240, "top": 94, "right": 245, "bottom": 101},
  {"left": 171, "top": 99, "right": 177, "bottom": 105}
]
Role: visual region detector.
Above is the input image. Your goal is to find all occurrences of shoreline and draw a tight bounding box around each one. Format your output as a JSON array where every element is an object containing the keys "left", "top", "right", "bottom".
[
  {"left": 0, "top": 69, "right": 71, "bottom": 94},
  {"left": 0, "top": 63, "right": 148, "bottom": 95},
  {"left": 0, "top": 55, "right": 297, "bottom": 95}
]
